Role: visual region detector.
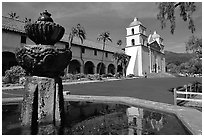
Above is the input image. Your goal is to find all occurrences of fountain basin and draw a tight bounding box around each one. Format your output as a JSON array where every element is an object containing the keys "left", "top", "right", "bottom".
[{"left": 2, "top": 95, "right": 202, "bottom": 135}]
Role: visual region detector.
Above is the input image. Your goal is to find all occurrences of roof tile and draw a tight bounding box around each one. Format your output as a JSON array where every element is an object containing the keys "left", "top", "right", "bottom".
[{"left": 2, "top": 16, "right": 123, "bottom": 53}]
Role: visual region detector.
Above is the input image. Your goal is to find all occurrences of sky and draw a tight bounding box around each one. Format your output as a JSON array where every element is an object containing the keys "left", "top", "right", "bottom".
[{"left": 1, "top": 1, "right": 202, "bottom": 53}]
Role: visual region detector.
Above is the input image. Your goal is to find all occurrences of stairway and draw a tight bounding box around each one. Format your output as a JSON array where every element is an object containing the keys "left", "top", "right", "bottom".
[{"left": 146, "top": 72, "right": 175, "bottom": 78}]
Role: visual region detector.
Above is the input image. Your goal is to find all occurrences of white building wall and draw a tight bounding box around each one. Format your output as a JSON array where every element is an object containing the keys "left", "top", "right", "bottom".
[
  {"left": 126, "top": 35, "right": 141, "bottom": 47},
  {"left": 3, "top": 30, "right": 118, "bottom": 75},
  {"left": 126, "top": 26, "right": 140, "bottom": 36},
  {"left": 2, "top": 31, "right": 26, "bottom": 52},
  {"left": 125, "top": 46, "right": 143, "bottom": 76},
  {"left": 142, "top": 46, "right": 150, "bottom": 75}
]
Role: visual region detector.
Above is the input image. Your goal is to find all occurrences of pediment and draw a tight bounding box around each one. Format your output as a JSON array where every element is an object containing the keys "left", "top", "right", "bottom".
[{"left": 148, "top": 41, "right": 161, "bottom": 51}]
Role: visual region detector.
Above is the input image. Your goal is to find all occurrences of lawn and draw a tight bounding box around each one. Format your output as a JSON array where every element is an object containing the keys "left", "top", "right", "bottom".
[
  {"left": 63, "top": 77, "right": 202, "bottom": 105},
  {"left": 2, "top": 77, "right": 201, "bottom": 105}
]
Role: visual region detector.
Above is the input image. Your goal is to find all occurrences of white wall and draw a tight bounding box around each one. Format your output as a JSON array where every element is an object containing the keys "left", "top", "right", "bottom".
[
  {"left": 125, "top": 46, "right": 143, "bottom": 76},
  {"left": 2, "top": 30, "right": 117, "bottom": 74},
  {"left": 126, "top": 26, "right": 140, "bottom": 36},
  {"left": 142, "top": 46, "right": 150, "bottom": 74}
]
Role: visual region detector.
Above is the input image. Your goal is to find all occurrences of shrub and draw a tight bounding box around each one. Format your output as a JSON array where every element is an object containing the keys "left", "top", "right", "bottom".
[
  {"left": 114, "top": 72, "right": 122, "bottom": 79},
  {"left": 87, "top": 74, "right": 100, "bottom": 80},
  {"left": 76, "top": 73, "right": 86, "bottom": 79},
  {"left": 4, "top": 66, "right": 26, "bottom": 84},
  {"left": 127, "top": 74, "right": 136, "bottom": 78},
  {"left": 102, "top": 73, "right": 114, "bottom": 78},
  {"left": 64, "top": 73, "right": 74, "bottom": 80}
]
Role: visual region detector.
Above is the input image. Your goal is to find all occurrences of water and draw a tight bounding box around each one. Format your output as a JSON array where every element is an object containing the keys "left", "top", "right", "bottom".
[{"left": 2, "top": 101, "right": 191, "bottom": 135}]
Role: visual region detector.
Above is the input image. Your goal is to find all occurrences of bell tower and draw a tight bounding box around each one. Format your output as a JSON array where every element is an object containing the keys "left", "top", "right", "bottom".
[{"left": 125, "top": 17, "right": 147, "bottom": 76}]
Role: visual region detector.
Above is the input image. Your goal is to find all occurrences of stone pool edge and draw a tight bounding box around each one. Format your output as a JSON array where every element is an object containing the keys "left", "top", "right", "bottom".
[
  {"left": 63, "top": 95, "right": 202, "bottom": 135},
  {"left": 2, "top": 95, "right": 202, "bottom": 135}
]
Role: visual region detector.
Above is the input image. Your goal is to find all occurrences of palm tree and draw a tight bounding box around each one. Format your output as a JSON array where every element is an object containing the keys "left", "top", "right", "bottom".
[
  {"left": 97, "top": 32, "right": 112, "bottom": 75},
  {"left": 24, "top": 17, "right": 32, "bottom": 23},
  {"left": 113, "top": 52, "right": 130, "bottom": 77},
  {"left": 113, "top": 52, "right": 120, "bottom": 74},
  {"left": 67, "top": 24, "right": 86, "bottom": 49},
  {"left": 8, "top": 12, "right": 19, "bottom": 19},
  {"left": 117, "top": 40, "right": 122, "bottom": 47},
  {"left": 66, "top": 24, "right": 86, "bottom": 74}
]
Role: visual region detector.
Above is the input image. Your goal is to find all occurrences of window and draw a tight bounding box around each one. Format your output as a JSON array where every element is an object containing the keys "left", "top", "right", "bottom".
[
  {"left": 21, "top": 36, "right": 26, "bottom": 44},
  {"left": 131, "top": 39, "right": 135, "bottom": 46},
  {"left": 105, "top": 52, "right": 108, "bottom": 58},
  {"left": 81, "top": 47, "right": 85, "bottom": 54},
  {"left": 131, "top": 28, "right": 134, "bottom": 35},
  {"left": 94, "top": 50, "right": 97, "bottom": 56}
]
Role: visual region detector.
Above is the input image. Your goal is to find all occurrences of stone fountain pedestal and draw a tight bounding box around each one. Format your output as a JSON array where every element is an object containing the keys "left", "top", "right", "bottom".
[
  {"left": 15, "top": 10, "right": 72, "bottom": 135},
  {"left": 21, "top": 76, "right": 65, "bottom": 134}
]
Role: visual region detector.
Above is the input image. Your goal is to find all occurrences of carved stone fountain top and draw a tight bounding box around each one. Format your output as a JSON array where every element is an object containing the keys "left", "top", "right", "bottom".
[
  {"left": 24, "top": 10, "right": 65, "bottom": 45},
  {"left": 38, "top": 10, "right": 54, "bottom": 22},
  {"left": 15, "top": 10, "right": 72, "bottom": 77}
]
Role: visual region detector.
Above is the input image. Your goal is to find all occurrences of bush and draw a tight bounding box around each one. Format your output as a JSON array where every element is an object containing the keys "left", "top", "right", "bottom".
[
  {"left": 127, "top": 74, "right": 136, "bottom": 78},
  {"left": 102, "top": 73, "right": 114, "bottom": 78},
  {"left": 87, "top": 74, "right": 100, "bottom": 80},
  {"left": 4, "top": 66, "right": 26, "bottom": 84},
  {"left": 114, "top": 72, "right": 122, "bottom": 79},
  {"left": 63, "top": 73, "right": 74, "bottom": 80},
  {"left": 76, "top": 73, "right": 86, "bottom": 79}
]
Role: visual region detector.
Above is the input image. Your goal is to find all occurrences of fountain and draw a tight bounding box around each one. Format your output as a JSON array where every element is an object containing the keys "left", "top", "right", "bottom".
[
  {"left": 15, "top": 10, "right": 72, "bottom": 134},
  {"left": 2, "top": 10, "right": 201, "bottom": 135}
]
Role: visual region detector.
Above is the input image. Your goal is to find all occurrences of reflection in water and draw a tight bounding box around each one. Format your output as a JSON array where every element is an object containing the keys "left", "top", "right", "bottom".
[
  {"left": 2, "top": 101, "right": 191, "bottom": 135},
  {"left": 126, "top": 107, "right": 167, "bottom": 135}
]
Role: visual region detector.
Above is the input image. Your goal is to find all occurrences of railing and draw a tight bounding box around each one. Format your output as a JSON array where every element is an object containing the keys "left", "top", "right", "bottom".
[{"left": 173, "top": 83, "right": 202, "bottom": 105}]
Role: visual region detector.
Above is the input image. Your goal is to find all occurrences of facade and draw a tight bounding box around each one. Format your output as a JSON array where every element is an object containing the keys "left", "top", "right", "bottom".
[
  {"left": 2, "top": 16, "right": 165, "bottom": 77},
  {"left": 2, "top": 16, "right": 122, "bottom": 76},
  {"left": 125, "top": 17, "right": 166, "bottom": 76}
]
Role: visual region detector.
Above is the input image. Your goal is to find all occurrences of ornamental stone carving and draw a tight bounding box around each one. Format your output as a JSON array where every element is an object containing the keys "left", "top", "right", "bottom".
[{"left": 15, "top": 10, "right": 72, "bottom": 77}]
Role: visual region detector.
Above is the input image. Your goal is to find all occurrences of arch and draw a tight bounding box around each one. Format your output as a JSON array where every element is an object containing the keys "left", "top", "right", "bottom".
[
  {"left": 84, "top": 61, "right": 95, "bottom": 74},
  {"left": 131, "top": 39, "right": 135, "bottom": 46},
  {"left": 97, "top": 62, "right": 106, "bottom": 75},
  {"left": 2, "top": 51, "right": 18, "bottom": 75},
  {"left": 107, "top": 64, "right": 115, "bottom": 75},
  {"left": 68, "top": 59, "right": 81, "bottom": 74}
]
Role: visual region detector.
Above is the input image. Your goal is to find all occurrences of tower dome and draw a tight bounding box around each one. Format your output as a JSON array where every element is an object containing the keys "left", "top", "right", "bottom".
[
  {"left": 129, "top": 17, "right": 142, "bottom": 27},
  {"left": 152, "top": 31, "right": 160, "bottom": 39}
]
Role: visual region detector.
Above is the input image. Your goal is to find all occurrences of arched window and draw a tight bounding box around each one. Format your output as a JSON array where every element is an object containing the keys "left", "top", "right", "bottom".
[
  {"left": 131, "top": 28, "right": 134, "bottom": 35},
  {"left": 131, "top": 39, "right": 135, "bottom": 46}
]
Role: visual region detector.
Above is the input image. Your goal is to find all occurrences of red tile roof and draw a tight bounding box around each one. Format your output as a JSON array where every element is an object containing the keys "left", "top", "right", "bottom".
[
  {"left": 2, "top": 16, "right": 25, "bottom": 33},
  {"left": 2, "top": 16, "right": 123, "bottom": 53}
]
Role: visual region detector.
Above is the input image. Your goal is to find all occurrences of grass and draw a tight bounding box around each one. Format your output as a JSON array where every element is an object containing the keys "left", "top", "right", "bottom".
[
  {"left": 2, "top": 77, "right": 201, "bottom": 105},
  {"left": 64, "top": 77, "right": 201, "bottom": 105}
]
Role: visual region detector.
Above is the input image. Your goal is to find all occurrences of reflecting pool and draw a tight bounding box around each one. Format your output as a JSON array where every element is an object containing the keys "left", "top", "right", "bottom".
[{"left": 2, "top": 101, "right": 191, "bottom": 135}]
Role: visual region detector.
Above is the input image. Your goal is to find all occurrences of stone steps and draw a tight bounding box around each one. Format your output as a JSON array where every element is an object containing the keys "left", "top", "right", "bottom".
[{"left": 147, "top": 72, "right": 175, "bottom": 78}]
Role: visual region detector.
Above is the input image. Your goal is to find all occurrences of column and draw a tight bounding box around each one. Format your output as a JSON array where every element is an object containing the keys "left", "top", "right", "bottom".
[
  {"left": 21, "top": 76, "right": 65, "bottom": 135},
  {"left": 149, "top": 48, "right": 152, "bottom": 73}
]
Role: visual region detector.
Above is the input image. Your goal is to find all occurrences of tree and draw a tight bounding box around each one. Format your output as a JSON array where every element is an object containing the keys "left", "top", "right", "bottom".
[
  {"left": 97, "top": 32, "right": 112, "bottom": 75},
  {"left": 24, "top": 17, "right": 32, "bottom": 23},
  {"left": 117, "top": 40, "right": 122, "bottom": 47},
  {"left": 113, "top": 52, "right": 120, "bottom": 74},
  {"left": 166, "top": 63, "right": 179, "bottom": 73},
  {"left": 113, "top": 52, "right": 130, "bottom": 77},
  {"left": 67, "top": 24, "right": 86, "bottom": 49},
  {"left": 8, "top": 11, "right": 19, "bottom": 19},
  {"left": 67, "top": 24, "right": 86, "bottom": 74},
  {"left": 157, "top": 2, "right": 196, "bottom": 34},
  {"left": 185, "top": 35, "right": 202, "bottom": 59},
  {"left": 188, "top": 58, "right": 202, "bottom": 74}
]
